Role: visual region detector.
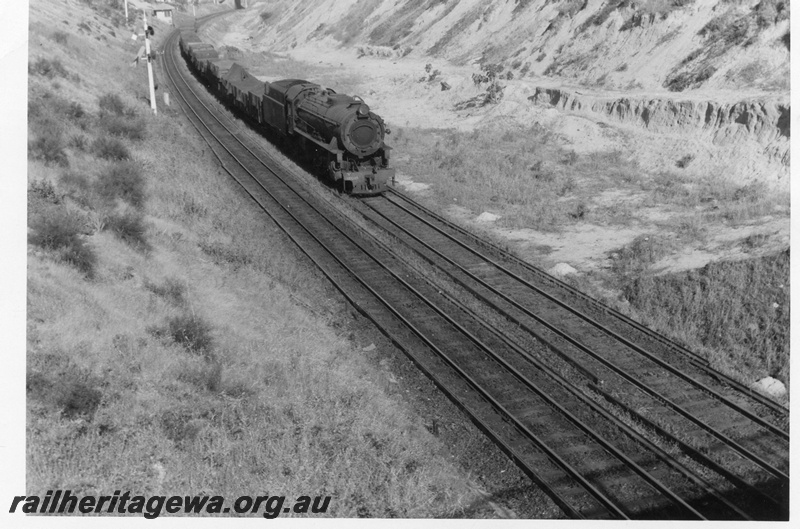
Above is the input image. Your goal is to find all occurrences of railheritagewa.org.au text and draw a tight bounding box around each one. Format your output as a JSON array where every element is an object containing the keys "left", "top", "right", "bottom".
[{"left": 9, "top": 490, "right": 331, "bottom": 519}]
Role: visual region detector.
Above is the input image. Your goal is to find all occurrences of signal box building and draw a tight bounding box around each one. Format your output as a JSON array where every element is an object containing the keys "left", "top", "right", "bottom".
[{"left": 152, "top": 6, "right": 174, "bottom": 23}]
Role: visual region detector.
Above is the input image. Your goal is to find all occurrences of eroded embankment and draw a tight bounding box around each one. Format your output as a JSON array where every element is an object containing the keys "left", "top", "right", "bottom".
[{"left": 529, "top": 87, "right": 790, "bottom": 168}]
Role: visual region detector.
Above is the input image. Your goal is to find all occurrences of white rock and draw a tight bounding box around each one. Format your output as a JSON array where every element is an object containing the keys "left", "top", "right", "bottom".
[
  {"left": 751, "top": 377, "right": 786, "bottom": 398},
  {"left": 362, "top": 343, "right": 376, "bottom": 352},
  {"left": 476, "top": 212, "right": 500, "bottom": 222},
  {"left": 395, "top": 177, "right": 430, "bottom": 192},
  {"left": 549, "top": 263, "right": 578, "bottom": 277}
]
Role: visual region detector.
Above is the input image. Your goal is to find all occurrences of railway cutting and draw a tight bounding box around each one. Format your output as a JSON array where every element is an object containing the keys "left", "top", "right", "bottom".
[{"left": 161, "top": 13, "right": 789, "bottom": 520}]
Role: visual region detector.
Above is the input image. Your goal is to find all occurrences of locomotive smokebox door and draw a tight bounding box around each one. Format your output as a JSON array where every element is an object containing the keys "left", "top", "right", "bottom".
[{"left": 348, "top": 121, "right": 379, "bottom": 154}]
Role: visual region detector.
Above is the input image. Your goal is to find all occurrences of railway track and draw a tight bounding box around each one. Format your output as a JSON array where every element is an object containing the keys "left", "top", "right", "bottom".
[
  {"left": 354, "top": 191, "right": 789, "bottom": 513},
  {"left": 161, "top": 17, "right": 789, "bottom": 520}
]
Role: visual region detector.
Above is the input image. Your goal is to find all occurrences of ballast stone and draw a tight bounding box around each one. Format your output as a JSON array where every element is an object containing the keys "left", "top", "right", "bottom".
[{"left": 751, "top": 376, "right": 786, "bottom": 398}]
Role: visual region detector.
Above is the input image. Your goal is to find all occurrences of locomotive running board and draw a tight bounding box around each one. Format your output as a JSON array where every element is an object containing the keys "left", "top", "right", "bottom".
[{"left": 292, "top": 127, "right": 341, "bottom": 155}]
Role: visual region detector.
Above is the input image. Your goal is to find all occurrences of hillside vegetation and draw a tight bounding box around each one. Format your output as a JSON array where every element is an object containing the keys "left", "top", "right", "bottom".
[
  {"left": 244, "top": 0, "right": 789, "bottom": 92},
  {"left": 25, "top": 0, "right": 496, "bottom": 517}
]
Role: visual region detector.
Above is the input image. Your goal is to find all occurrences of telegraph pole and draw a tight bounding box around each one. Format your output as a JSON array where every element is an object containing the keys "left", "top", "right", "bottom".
[
  {"left": 124, "top": 0, "right": 128, "bottom": 24},
  {"left": 143, "top": 10, "right": 157, "bottom": 115}
]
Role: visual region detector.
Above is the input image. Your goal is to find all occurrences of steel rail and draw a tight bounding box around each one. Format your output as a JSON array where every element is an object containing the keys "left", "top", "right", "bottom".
[
  {"left": 353, "top": 234, "right": 752, "bottom": 520},
  {"left": 590, "top": 383, "right": 784, "bottom": 515},
  {"left": 162, "top": 29, "right": 619, "bottom": 519},
  {"left": 358, "top": 196, "right": 788, "bottom": 483},
  {"left": 372, "top": 195, "right": 788, "bottom": 440},
  {"left": 386, "top": 188, "right": 789, "bottom": 417}
]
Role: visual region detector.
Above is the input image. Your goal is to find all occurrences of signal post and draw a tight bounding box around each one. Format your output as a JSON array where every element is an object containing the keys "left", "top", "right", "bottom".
[{"left": 143, "top": 10, "right": 157, "bottom": 115}]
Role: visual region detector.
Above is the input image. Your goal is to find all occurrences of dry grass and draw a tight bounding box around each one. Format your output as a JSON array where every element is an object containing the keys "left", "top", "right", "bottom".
[
  {"left": 393, "top": 124, "right": 641, "bottom": 231},
  {"left": 393, "top": 123, "right": 787, "bottom": 242}
]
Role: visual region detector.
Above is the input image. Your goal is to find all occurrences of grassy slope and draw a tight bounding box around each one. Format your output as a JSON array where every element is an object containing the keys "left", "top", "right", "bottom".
[{"left": 26, "top": 0, "right": 482, "bottom": 517}]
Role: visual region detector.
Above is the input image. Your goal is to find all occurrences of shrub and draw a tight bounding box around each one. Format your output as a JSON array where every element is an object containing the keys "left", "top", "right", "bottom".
[
  {"left": 29, "top": 57, "right": 69, "bottom": 78},
  {"left": 27, "top": 359, "right": 103, "bottom": 419},
  {"left": 732, "top": 181, "right": 767, "bottom": 203},
  {"left": 66, "top": 101, "right": 86, "bottom": 119},
  {"left": 561, "top": 150, "right": 579, "bottom": 166},
  {"left": 29, "top": 179, "right": 60, "bottom": 203},
  {"left": 699, "top": 13, "right": 750, "bottom": 45},
  {"left": 59, "top": 382, "right": 103, "bottom": 419},
  {"left": 610, "top": 235, "right": 674, "bottom": 278},
  {"left": 676, "top": 154, "right": 694, "bottom": 168},
  {"left": 29, "top": 208, "right": 96, "bottom": 277},
  {"left": 29, "top": 129, "right": 69, "bottom": 167},
  {"left": 50, "top": 31, "right": 69, "bottom": 45},
  {"left": 38, "top": 95, "right": 89, "bottom": 126},
  {"left": 94, "top": 161, "right": 145, "bottom": 207},
  {"left": 480, "top": 62, "right": 503, "bottom": 81},
  {"left": 92, "top": 136, "right": 130, "bottom": 160},
  {"left": 483, "top": 81, "right": 505, "bottom": 104},
  {"left": 29, "top": 208, "right": 83, "bottom": 249},
  {"left": 664, "top": 66, "right": 717, "bottom": 91},
  {"left": 160, "top": 409, "right": 203, "bottom": 445},
  {"left": 70, "top": 134, "right": 88, "bottom": 151},
  {"left": 569, "top": 201, "right": 587, "bottom": 219},
  {"left": 556, "top": 0, "right": 586, "bottom": 18},
  {"left": 105, "top": 209, "right": 147, "bottom": 247},
  {"left": 145, "top": 276, "right": 186, "bottom": 306},
  {"left": 98, "top": 93, "right": 127, "bottom": 116},
  {"left": 98, "top": 114, "right": 146, "bottom": 140},
  {"left": 754, "top": 0, "right": 789, "bottom": 28},
  {"left": 167, "top": 314, "right": 214, "bottom": 354}
]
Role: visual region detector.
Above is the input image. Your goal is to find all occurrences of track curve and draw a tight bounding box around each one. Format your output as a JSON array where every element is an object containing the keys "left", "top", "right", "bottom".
[{"left": 158, "top": 14, "right": 789, "bottom": 520}]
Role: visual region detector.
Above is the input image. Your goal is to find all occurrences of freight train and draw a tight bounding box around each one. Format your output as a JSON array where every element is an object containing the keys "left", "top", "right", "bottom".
[{"left": 179, "top": 31, "right": 394, "bottom": 196}]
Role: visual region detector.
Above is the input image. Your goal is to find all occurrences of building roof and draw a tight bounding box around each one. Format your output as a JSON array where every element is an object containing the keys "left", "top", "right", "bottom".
[{"left": 153, "top": 6, "right": 174, "bottom": 12}]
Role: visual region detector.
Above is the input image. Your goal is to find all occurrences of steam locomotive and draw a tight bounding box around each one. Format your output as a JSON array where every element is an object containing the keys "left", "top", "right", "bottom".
[{"left": 179, "top": 31, "right": 394, "bottom": 196}]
